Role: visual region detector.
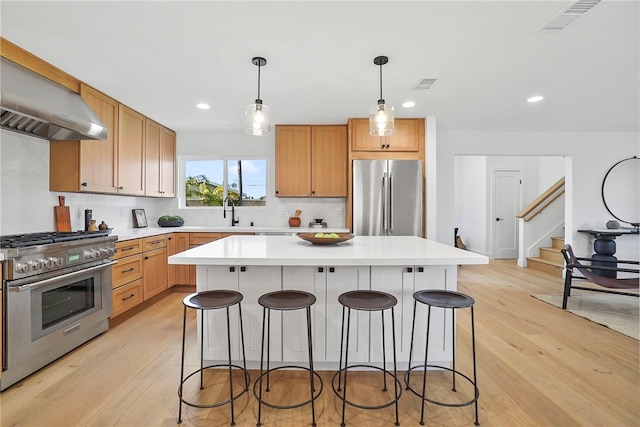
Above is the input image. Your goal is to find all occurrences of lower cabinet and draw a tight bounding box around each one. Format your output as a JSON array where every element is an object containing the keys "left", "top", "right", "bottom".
[
  {"left": 142, "top": 246, "right": 168, "bottom": 300},
  {"left": 196, "top": 264, "right": 456, "bottom": 366},
  {"left": 167, "top": 233, "right": 190, "bottom": 287},
  {"left": 112, "top": 279, "right": 143, "bottom": 317}
]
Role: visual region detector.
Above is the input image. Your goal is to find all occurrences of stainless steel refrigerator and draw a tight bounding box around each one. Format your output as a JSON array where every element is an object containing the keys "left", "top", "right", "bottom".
[{"left": 353, "top": 159, "right": 423, "bottom": 236}]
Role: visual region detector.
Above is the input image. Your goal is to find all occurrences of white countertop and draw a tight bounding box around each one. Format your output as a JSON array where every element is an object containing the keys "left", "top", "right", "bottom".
[
  {"left": 112, "top": 225, "right": 350, "bottom": 241},
  {"left": 168, "top": 235, "right": 489, "bottom": 266}
]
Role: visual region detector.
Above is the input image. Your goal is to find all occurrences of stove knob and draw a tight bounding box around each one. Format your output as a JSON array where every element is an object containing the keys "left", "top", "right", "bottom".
[
  {"left": 106, "top": 247, "right": 115, "bottom": 257},
  {"left": 15, "top": 263, "right": 29, "bottom": 273},
  {"left": 28, "top": 260, "right": 42, "bottom": 271},
  {"left": 47, "top": 257, "right": 63, "bottom": 268},
  {"left": 39, "top": 258, "right": 52, "bottom": 269},
  {"left": 84, "top": 250, "right": 97, "bottom": 259},
  {"left": 99, "top": 248, "right": 109, "bottom": 257}
]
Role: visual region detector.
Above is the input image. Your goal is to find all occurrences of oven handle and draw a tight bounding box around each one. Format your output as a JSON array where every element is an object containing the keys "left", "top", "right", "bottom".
[{"left": 11, "top": 261, "right": 117, "bottom": 292}]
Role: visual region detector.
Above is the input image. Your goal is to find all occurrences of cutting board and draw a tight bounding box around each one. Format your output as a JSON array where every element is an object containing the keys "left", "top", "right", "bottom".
[{"left": 54, "top": 196, "right": 72, "bottom": 232}]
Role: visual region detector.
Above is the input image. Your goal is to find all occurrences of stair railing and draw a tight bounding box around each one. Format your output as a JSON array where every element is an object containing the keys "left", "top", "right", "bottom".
[{"left": 517, "top": 177, "right": 565, "bottom": 267}]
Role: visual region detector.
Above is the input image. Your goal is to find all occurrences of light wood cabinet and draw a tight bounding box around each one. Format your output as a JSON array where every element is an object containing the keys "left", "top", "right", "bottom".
[
  {"left": 117, "top": 105, "right": 146, "bottom": 196},
  {"left": 1, "top": 263, "right": 2, "bottom": 380},
  {"left": 50, "top": 84, "right": 119, "bottom": 193},
  {"left": 350, "top": 118, "right": 422, "bottom": 152},
  {"left": 145, "top": 120, "right": 176, "bottom": 198},
  {"left": 111, "top": 239, "right": 143, "bottom": 318},
  {"left": 167, "top": 233, "right": 190, "bottom": 287},
  {"left": 142, "top": 246, "right": 168, "bottom": 300},
  {"left": 275, "top": 125, "right": 347, "bottom": 197}
]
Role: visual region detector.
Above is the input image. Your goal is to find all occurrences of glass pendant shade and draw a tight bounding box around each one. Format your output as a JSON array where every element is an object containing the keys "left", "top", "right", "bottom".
[
  {"left": 245, "top": 101, "right": 271, "bottom": 136},
  {"left": 369, "top": 102, "right": 394, "bottom": 136},
  {"left": 369, "top": 55, "right": 394, "bottom": 136}
]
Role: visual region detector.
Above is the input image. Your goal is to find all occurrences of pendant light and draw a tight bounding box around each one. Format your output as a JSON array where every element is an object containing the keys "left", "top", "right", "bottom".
[
  {"left": 369, "top": 55, "right": 394, "bottom": 137},
  {"left": 245, "top": 57, "right": 271, "bottom": 136}
]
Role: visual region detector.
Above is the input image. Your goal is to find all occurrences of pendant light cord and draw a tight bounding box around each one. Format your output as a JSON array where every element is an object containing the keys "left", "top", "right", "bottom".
[
  {"left": 256, "top": 62, "right": 261, "bottom": 101},
  {"left": 379, "top": 63, "right": 383, "bottom": 102}
]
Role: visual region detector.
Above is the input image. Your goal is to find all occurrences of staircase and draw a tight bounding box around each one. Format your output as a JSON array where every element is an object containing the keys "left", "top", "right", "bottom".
[{"left": 527, "top": 237, "right": 565, "bottom": 275}]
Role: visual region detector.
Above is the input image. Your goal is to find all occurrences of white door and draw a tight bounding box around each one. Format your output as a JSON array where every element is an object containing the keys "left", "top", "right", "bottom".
[{"left": 493, "top": 170, "right": 522, "bottom": 259}]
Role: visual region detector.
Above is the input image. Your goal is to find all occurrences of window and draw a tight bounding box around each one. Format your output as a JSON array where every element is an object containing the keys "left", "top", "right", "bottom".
[{"left": 184, "top": 159, "right": 267, "bottom": 207}]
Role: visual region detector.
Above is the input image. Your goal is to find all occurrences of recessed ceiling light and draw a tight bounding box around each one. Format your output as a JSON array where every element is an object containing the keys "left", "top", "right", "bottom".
[
  {"left": 196, "top": 103, "right": 211, "bottom": 110},
  {"left": 402, "top": 101, "right": 416, "bottom": 108},
  {"left": 527, "top": 96, "right": 544, "bottom": 103}
]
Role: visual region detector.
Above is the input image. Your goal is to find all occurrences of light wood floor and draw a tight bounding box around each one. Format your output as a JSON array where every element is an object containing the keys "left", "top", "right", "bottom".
[{"left": 1, "top": 260, "right": 638, "bottom": 426}]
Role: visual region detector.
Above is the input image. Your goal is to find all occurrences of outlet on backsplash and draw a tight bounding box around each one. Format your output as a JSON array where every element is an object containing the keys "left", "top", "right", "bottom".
[{"left": 336, "top": 208, "right": 344, "bottom": 218}]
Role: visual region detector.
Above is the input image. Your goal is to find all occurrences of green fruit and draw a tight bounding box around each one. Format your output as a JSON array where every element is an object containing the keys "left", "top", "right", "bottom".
[
  {"left": 329, "top": 233, "right": 339, "bottom": 238},
  {"left": 315, "top": 232, "right": 325, "bottom": 238}
]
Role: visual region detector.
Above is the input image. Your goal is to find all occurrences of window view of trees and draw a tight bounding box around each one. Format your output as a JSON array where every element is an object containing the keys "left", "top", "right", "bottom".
[{"left": 184, "top": 159, "right": 266, "bottom": 207}]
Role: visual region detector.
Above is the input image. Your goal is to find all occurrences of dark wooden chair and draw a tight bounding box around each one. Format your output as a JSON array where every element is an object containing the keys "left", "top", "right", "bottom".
[{"left": 560, "top": 244, "right": 639, "bottom": 309}]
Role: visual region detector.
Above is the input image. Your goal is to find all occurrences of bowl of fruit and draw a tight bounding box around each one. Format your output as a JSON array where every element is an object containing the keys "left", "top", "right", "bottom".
[
  {"left": 297, "top": 232, "right": 354, "bottom": 245},
  {"left": 157, "top": 215, "right": 185, "bottom": 227}
]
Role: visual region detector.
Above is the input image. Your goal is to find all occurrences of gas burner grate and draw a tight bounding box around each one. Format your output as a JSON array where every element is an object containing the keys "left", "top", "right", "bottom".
[{"left": 0, "top": 231, "right": 110, "bottom": 249}]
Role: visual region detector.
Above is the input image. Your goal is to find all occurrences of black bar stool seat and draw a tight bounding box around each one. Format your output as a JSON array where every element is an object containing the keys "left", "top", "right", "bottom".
[
  {"left": 178, "top": 290, "right": 250, "bottom": 426},
  {"left": 333, "top": 290, "right": 402, "bottom": 427},
  {"left": 254, "top": 290, "right": 323, "bottom": 427},
  {"left": 405, "top": 289, "right": 480, "bottom": 426}
]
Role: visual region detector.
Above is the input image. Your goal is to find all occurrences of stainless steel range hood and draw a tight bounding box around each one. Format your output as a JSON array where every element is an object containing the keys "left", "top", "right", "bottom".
[{"left": 0, "top": 57, "right": 108, "bottom": 141}]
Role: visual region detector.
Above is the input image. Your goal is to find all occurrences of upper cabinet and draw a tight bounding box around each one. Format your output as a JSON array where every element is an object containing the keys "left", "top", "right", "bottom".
[
  {"left": 50, "top": 84, "right": 119, "bottom": 193},
  {"left": 349, "top": 118, "right": 422, "bottom": 152},
  {"left": 117, "top": 105, "right": 146, "bottom": 196},
  {"left": 275, "top": 125, "right": 347, "bottom": 198},
  {"left": 50, "top": 83, "right": 176, "bottom": 197},
  {"left": 145, "top": 120, "right": 175, "bottom": 197}
]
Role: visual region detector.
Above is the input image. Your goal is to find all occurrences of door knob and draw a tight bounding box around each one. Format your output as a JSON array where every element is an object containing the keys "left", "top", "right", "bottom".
[{"left": 496, "top": 218, "right": 504, "bottom": 221}]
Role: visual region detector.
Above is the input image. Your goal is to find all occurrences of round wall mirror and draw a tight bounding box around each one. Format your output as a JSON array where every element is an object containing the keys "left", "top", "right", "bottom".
[{"left": 601, "top": 156, "right": 639, "bottom": 227}]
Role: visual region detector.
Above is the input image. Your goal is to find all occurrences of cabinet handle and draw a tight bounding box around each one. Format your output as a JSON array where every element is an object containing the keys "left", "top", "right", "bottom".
[
  {"left": 407, "top": 267, "right": 413, "bottom": 273},
  {"left": 118, "top": 186, "right": 124, "bottom": 190},
  {"left": 121, "top": 267, "right": 135, "bottom": 273},
  {"left": 144, "top": 256, "right": 149, "bottom": 260},
  {"left": 121, "top": 247, "right": 134, "bottom": 252},
  {"left": 81, "top": 182, "right": 88, "bottom": 187},
  {"left": 168, "top": 237, "right": 172, "bottom": 240},
  {"left": 240, "top": 266, "right": 246, "bottom": 272},
  {"left": 385, "top": 144, "right": 390, "bottom": 149},
  {"left": 230, "top": 266, "right": 235, "bottom": 272},
  {"left": 312, "top": 190, "right": 315, "bottom": 194},
  {"left": 418, "top": 267, "right": 424, "bottom": 272},
  {"left": 122, "top": 294, "right": 135, "bottom": 301},
  {"left": 329, "top": 267, "right": 335, "bottom": 273},
  {"left": 150, "top": 240, "right": 162, "bottom": 245},
  {"left": 275, "top": 190, "right": 279, "bottom": 194},
  {"left": 318, "top": 267, "right": 324, "bottom": 273}
]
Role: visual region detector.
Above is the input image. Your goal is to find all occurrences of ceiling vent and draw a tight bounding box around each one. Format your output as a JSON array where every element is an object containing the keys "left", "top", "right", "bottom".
[
  {"left": 415, "top": 78, "right": 438, "bottom": 90},
  {"left": 537, "top": 0, "right": 601, "bottom": 32}
]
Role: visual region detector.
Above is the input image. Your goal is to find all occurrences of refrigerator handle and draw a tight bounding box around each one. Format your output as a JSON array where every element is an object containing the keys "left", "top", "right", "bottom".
[
  {"left": 382, "top": 173, "right": 388, "bottom": 233},
  {"left": 388, "top": 173, "right": 393, "bottom": 233}
]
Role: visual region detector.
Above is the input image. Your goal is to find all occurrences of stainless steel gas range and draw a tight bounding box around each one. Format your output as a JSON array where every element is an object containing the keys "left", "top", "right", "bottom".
[{"left": 1, "top": 231, "right": 117, "bottom": 391}]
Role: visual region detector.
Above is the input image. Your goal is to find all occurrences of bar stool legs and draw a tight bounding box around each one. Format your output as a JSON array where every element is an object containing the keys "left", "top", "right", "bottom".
[
  {"left": 177, "top": 291, "right": 250, "bottom": 426},
  {"left": 405, "top": 290, "right": 480, "bottom": 426},
  {"left": 254, "top": 290, "right": 323, "bottom": 427},
  {"left": 332, "top": 290, "right": 402, "bottom": 427}
]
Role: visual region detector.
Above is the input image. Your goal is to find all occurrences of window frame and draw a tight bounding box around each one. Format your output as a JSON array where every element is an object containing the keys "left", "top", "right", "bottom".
[{"left": 179, "top": 155, "right": 268, "bottom": 209}]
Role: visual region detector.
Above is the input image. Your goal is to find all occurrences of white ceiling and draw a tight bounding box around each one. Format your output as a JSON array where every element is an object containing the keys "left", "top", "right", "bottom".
[{"left": 1, "top": 1, "right": 638, "bottom": 133}]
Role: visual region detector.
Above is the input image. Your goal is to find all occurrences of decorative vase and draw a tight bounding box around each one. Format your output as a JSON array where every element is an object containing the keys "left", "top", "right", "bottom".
[
  {"left": 88, "top": 219, "right": 98, "bottom": 232},
  {"left": 606, "top": 220, "right": 620, "bottom": 229},
  {"left": 288, "top": 217, "right": 301, "bottom": 227}
]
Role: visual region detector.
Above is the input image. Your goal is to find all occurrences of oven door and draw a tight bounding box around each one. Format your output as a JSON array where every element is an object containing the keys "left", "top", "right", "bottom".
[{"left": 2, "top": 261, "right": 114, "bottom": 390}]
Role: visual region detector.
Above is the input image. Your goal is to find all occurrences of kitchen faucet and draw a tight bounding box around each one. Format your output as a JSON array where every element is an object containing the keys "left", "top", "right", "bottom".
[{"left": 223, "top": 196, "right": 239, "bottom": 226}]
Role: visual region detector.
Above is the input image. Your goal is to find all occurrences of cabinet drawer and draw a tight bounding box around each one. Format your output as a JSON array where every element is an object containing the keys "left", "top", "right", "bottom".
[
  {"left": 189, "top": 233, "right": 223, "bottom": 246},
  {"left": 112, "top": 254, "right": 143, "bottom": 288},
  {"left": 143, "top": 235, "right": 167, "bottom": 251},
  {"left": 112, "top": 279, "right": 143, "bottom": 317},
  {"left": 114, "top": 239, "right": 143, "bottom": 259}
]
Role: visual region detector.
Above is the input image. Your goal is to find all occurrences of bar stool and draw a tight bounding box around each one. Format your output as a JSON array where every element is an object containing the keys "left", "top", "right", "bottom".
[
  {"left": 404, "top": 290, "right": 479, "bottom": 426},
  {"left": 254, "top": 290, "right": 323, "bottom": 427},
  {"left": 332, "top": 290, "right": 401, "bottom": 427},
  {"left": 177, "top": 290, "right": 250, "bottom": 426}
]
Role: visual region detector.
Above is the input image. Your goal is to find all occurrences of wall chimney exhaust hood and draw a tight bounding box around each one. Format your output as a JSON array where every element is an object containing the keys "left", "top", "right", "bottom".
[{"left": 0, "top": 57, "right": 108, "bottom": 141}]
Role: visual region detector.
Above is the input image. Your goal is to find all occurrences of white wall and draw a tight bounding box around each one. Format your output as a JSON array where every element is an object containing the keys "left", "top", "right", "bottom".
[
  {"left": 0, "top": 128, "right": 346, "bottom": 236},
  {"left": 0, "top": 130, "right": 163, "bottom": 235},
  {"left": 433, "top": 131, "right": 640, "bottom": 261},
  {"left": 172, "top": 130, "right": 346, "bottom": 228}
]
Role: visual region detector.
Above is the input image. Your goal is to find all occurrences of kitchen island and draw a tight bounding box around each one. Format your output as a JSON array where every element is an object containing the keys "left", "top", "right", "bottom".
[{"left": 168, "top": 235, "right": 488, "bottom": 369}]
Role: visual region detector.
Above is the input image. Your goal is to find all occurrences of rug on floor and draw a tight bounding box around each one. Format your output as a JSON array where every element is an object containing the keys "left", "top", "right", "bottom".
[{"left": 532, "top": 293, "right": 639, "bottom": 340}]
